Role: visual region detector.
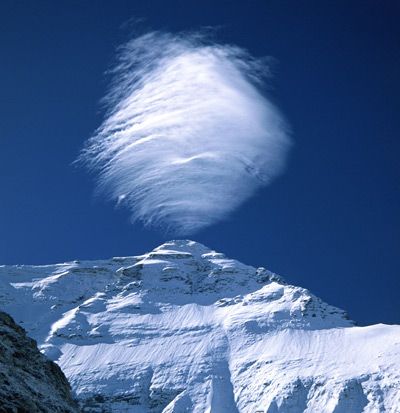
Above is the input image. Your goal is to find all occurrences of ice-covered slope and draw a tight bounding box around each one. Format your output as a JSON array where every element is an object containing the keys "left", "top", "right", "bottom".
[{"left": 0, "top": 240, "right": 399, "bottom": 412}]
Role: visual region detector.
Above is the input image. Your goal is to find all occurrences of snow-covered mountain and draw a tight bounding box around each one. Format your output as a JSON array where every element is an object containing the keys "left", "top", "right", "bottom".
[{"left": 1, "top": 240, "right": 399, "bottom": 412}]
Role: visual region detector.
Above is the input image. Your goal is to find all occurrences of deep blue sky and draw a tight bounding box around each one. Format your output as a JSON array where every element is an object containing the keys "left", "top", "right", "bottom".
[{"left": 1, "top": 1, "right": 399, "bottom": 325}]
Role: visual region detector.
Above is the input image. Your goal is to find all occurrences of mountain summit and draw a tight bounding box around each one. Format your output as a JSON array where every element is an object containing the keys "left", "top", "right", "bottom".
[{"left": 1, "top": 240, "right": 399, "bottom": 412}]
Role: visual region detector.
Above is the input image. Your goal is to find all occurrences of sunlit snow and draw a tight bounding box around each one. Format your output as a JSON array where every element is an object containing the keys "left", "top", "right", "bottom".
[{"left": 1, "top": 240, "right": 399, "bottom": 412}]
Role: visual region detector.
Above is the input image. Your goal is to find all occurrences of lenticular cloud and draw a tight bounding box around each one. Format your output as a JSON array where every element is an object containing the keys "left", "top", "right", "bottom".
[{"left": 80, "top": 32, "right": 291, "bottom": 234}]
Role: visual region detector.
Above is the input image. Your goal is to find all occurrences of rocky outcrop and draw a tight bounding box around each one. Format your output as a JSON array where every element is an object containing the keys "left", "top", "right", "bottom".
[{"left": 0, "top": 311, "right": 79, "bottom": 413}]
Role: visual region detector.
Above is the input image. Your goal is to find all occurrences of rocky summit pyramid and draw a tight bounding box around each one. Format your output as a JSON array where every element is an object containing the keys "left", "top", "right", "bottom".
[{"left": 0, "top": 240, "right": 399, "bottom": 412}]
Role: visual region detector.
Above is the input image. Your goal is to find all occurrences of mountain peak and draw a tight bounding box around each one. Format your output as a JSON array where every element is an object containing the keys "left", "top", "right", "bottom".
[
  {"left": 140, "top": 239, "right": 214, "bottom": 262},
  {"left": 154, "top": 239, "right": 211, "bottom": 253}
]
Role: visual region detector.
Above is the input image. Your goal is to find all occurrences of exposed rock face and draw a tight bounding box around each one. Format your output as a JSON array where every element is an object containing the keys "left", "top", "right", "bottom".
[
  {"left": 0, "top": 311, "right": 79, "bottom": 413},
  {"left": 0, "top": 240, "right": 399, "bottom": 412}
]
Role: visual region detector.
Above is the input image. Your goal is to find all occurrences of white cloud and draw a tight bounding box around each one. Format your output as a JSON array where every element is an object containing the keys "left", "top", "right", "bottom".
[{"left": 80, "top": 32, "right": 291, "bottom": 234}]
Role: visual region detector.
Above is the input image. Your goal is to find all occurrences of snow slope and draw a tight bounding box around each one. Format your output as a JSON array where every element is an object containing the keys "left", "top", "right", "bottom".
[{"left": 0, "top": 240, "right": 399, "bottom": 412}]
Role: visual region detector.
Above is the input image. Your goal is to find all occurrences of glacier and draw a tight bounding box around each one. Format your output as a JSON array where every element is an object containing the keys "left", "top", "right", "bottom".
[{"left": 0, "top": 240, "right": 399, "bottom": 412}]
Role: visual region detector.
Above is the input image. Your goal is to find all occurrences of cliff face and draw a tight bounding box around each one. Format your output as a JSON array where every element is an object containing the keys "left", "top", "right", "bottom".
[
  {"left": 1, "top": 240, "right": 399, "bottom": 412},
  {"left": 0, "top": 311, "right": 79, "bottom": 413}
]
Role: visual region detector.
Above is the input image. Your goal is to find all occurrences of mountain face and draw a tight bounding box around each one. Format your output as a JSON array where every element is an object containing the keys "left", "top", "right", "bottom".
[
  {"left": 0, "top": 240, "right": 399, "bottom": 412},
  {"left": 0, "top": 311, "right": 79, "bottom": 413}
]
